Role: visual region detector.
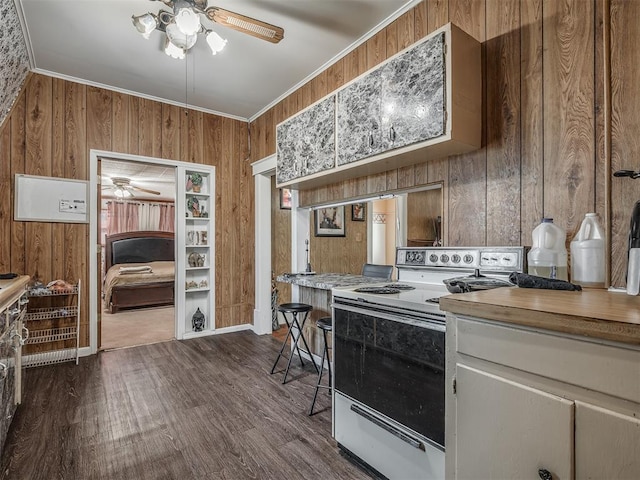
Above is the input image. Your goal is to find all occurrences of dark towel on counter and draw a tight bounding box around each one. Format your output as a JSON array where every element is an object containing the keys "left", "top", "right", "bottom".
[
  {"left": 0, "top": 273, "right": 18, "bottom": 280},
  {"left": 509, "top": 272, "right": 582, "bottom": 291}
]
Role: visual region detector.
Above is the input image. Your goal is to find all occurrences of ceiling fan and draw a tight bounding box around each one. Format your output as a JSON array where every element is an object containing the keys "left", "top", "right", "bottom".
[
  {"left": 132, "top": 0, "right": 285, "bottom": 59},
  {"left": 102, "top": 177, "right": 161, "bottom": 198}
]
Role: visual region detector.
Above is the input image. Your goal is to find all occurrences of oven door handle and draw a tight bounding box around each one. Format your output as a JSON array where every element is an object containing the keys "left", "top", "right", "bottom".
[
  {"left": 332, "top": 302, "right": 445, "bottom": 331},
  {"left": 350, "top": 404, "right": 426, "bottom": 452}
]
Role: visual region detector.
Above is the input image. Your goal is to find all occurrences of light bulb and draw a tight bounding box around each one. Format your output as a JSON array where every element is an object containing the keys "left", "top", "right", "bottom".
[
  {"left": 164, "top": 38, "right": 186, "bottom": 59},
  {"left": 132, "top": 13, "right": 157, "bottom": 39},
  {"left": 174, "top": 7, "right": 201, "bottom": 36},
  {"left": 206, "top": 31, "right": 227, "bottom": 55},
  {"left": 166, "top": 23, "right": 197, "bottom": 50}
]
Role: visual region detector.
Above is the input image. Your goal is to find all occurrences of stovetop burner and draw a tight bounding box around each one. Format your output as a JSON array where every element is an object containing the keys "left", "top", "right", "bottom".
[
  {"left": 384, "top": 283, "right": 416, "bottom": 291},
  {"left": 354, "top": 286, "right": 401, "bottom": 294}
]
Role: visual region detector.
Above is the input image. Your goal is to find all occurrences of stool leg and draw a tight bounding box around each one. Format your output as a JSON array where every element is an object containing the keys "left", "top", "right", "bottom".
[
  {"left": 325, "top": 328, "right": 332, "bottom": 394},
  {"left": 270, "top": 314, "right": 294, "bottom": 375},
  {"left": 309, "top": 333, "right": 328, "bottom": 416},
  {"left": 281, "top": 313, "right": 307, "bottom": 384},
  {"left": 292, "top": 312, "right": 319, "bottom": 374}
]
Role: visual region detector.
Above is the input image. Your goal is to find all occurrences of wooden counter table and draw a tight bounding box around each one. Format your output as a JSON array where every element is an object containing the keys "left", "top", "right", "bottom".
[{"left": 439, "top": 286, "right": 640, "bottom": 345}]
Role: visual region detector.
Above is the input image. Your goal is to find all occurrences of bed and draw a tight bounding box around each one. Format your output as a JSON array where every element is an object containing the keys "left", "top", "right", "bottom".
[{"left": 103, "top": 231, "right": 175, "bottom": 313}]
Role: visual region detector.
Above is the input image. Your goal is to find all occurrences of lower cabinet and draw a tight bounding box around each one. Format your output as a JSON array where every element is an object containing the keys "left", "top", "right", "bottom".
[{"left": 447, "top": 315, "right": 640, "bottom": 479}]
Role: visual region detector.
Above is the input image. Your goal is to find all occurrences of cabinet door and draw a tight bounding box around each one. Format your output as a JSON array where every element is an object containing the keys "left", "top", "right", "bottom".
[
  {"left": 276, "top": 96, "right": 336, "bottom": 184},
  {"left": 575, "top": 401, "right": 640, "bottom": 479},
  {"left": 337, "top": 69, "right": 384, "bottom": 165},
  {"left": 455, "top": 364, "right": 574, "bottom": 480},
  {"left": 380, "top": 32, "right": 446, "bottom": 151}
]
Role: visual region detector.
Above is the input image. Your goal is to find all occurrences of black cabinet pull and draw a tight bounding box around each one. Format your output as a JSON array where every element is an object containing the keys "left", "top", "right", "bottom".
[
  {"left": 389, "top": 125, "right": 396, "bottom": 143},
  {"left": 538, "top": 468, "right": 552, "bottom": 480}
]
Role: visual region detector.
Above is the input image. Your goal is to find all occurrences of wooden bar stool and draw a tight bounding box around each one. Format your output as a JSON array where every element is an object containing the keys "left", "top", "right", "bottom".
[
  {"left": 309, "top": 316, "right": 332, "bottom": 415},
  {"left": 270, "top": 303, "right": 319, "bottom": 384}
]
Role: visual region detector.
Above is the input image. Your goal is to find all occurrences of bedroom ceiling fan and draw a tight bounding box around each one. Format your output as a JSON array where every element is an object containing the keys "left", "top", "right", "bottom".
[
  {"left": 132, "top": 0, "right": 285, "bottom": 59},
  {"left": 102, "top": 177, "right": 161, "bottom": 198}
]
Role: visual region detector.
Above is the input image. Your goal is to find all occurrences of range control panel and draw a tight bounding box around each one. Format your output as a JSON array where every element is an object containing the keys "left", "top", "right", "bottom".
[{"left": 396, "top": 246, "right": 527, "bottom": 272}]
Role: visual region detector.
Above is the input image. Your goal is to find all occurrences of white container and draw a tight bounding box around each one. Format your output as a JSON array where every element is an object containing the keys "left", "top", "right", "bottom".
[
  {"left": 570, "top": 213, "right": 605, "bottom": 287},
  {"left": 527, "top": 218, "right": 568, "bottom": 280},
  {"left": 627, "top": 248, "right": 640, "bottom": 295}
]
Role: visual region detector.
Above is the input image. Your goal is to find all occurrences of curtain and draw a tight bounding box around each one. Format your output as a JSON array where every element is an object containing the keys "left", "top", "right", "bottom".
[
  {"left": 106, "top": 201, "right": 175, "bottom": 236},
  {"left": 107, "top": 202, "right": 139, "bottom": 236}
]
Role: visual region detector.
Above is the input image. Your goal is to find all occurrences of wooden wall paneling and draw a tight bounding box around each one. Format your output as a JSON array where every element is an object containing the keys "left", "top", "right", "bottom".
[
  {"left": 86, "top": 87, "right": 112, "bottom": 152},
  {"left": 51, "top": 79, "right": 66, "bottom": 280},
  {"left": 310, "top": 70, "right": 328, "bottom": 104},
  {"left": 326, "top": 60, "right": 345, "bottom": 92},
  {"left": 395, "top": 8, "right": 416, "bottom": 50},
  {"left": 610, "top": 0, "right": 640, "bottom": 287},
  {"left": 344, "top": 43, "right": 368, "bottom": 83},
  {"left": 385, "top": 21, "right": 399, "bottom": 57},
  {"left": 407, "top": 189, "right": 443, "bottom": 243},
  {"left": 485, "top": 0, "right": 521, "bottom": 245},
  {"left": 64, "top": 79, "right": 88, "bottom": 346},
  {"left": 237, "top": 121, "right": 253, "bottom": 311},
  {"left": 542, "top": 0, "right": 595, "bottom": 240},
  {"left": 309, "top": 211, "right": 367, "bottom": 275},
  {"left": 187, "top": 110, "right": 204, "bottom": 164},
  {"left": 263, "top": 107, "right": 275, "bottom": 160},
  {"left": 413, "top": 1, "right": 429, "bottom": 39},
  {"left": 138, "top": 98, "right": 154, "bottom": 157},
  {"left": 594, "top": 0, "right": 606, "bottom": 224},
  {"left": 300, "top": 82, "right": 313, "bottom": 112},
  {"left": 10, "top": 87, "right": 26, "bottom": 274},
  {"left": 366, "top": 29, "right": 387, "bottom": 70},
  {"left": 161, "top": 104, "right": 182, "bottom": 160},
  {"left": 127, "top": 96, "right": 140, "bottom": 156},
  {"left": 447, "top": 0, "right": 487, "bottom": 246},
  {"left": 0, "top": 113, "right": 11, "bottom": 272},
  {"left": 271, "top": 176, "right": 291, "bottom": 304},
  {"left": 520, "top": 0, "right": 544, "bottom": 246},
  {"left": 426, "top": 0, "right": 449, "bottom": 32},
  {"left": 25, "top": 75, "right": 53, "bottom": 282},
  {"left": 111, "top": 92, "right": 130, "bottom": 154}
]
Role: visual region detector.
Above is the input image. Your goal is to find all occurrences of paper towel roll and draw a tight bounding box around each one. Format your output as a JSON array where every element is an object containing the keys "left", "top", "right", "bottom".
[{"left": 627, "top": 248, "right": 640, "bottom": 295}]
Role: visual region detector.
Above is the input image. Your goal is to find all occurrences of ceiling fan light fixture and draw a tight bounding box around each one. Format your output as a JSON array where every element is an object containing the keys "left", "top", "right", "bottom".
[
  {"left": 113, "top": 187, "right": 133, "bottom": 198},
  {"left": 132, "top": 13, "right": 158, "bottom": 39},
  {"left": 206, "top": 30, "right": 227, "bottom": 55},
  {"left": 166, "top": 23, "right": 198, "bottom": 50},
  {"left": 164, "top": 37, "right": 186, "bottom": 59},
  {"left": 174, "top": 6, "right": 201, "bottom": 36}
]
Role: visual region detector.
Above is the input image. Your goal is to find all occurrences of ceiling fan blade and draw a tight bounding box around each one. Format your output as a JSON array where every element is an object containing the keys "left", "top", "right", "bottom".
[
  {"left": 205, "top": 7, "right": 284, "bottom": 44},
  {"left": 131, "top": 185, "right": 161, "bottom": 195}
]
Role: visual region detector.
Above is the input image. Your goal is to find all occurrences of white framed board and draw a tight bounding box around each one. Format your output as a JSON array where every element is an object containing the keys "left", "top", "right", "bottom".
[{"left": 15, "top": 174, "right": 89, "bottom": 223}]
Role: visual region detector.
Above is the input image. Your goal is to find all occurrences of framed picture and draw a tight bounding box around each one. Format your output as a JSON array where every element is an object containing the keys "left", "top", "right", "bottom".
[
  {"left": 351, "top": 203, "right": 366, "bottom": 222},
  {"left": 314, "top": 206, "right": 346, "bottom": 237},
  {"left": 279, "top": 188, "right": 292, "bottom": 210}
]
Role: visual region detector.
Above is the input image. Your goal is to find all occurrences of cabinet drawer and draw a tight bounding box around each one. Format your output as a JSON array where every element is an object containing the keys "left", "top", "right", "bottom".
[{"left": 455, "top": 316, "right": 640, "bottom": 404}]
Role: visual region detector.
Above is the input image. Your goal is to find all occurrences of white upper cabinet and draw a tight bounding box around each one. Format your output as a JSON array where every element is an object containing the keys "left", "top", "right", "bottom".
[
  {"left": 276, "top": 23, "right": 480, "bottom": 190},
  {"left": 337, "top": 32, "right": 446, "bottom": 166}
]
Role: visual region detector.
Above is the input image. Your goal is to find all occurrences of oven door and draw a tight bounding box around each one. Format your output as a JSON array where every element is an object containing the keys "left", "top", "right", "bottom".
[{"left": 332, "top": 297, "right": 446, "bottom": 449}]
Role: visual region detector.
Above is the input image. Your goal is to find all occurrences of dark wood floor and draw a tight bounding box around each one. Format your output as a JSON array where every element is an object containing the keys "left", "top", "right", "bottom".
[{"left": 1, "top": 332, "right": 370, "bottom": 480}]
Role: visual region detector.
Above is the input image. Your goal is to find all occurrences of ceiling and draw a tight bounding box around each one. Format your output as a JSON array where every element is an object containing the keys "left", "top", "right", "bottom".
[
  {"left": 100, "top": 157, "right": 176, "bottom": 201},
  {"left": 17, "top": 0, "right": 416, "bottom": 120}
]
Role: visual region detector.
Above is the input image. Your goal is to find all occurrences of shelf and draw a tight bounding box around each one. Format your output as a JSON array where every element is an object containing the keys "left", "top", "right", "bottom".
[
  {"left": 186, "top": 217, "right": 210, "bottom": 222},
  {"left": 186, "top": 244, "right": 209, "bottom": 248},
  {"left": 25, "top": 326, "right": 77, "bottom": 344},
  {"left": 186, "top": 267, "right": 209, "bottom": 271},
  {"left": 25, "top": 305, "right": 78, "bottom": 321},
  {"left": 27, "top": 285, "right": 79, "bottom": 297},
  {"left": 186, "top": 287, "right": 210, "bottom": 293},
  {"left": 22, "top": 348, "right": 77, "bottom": 368}
]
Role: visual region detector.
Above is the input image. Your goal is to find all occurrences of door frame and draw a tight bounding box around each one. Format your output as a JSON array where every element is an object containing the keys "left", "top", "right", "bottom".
[{"left": 89, "top": 149, "right": 193, "bottom": 353}]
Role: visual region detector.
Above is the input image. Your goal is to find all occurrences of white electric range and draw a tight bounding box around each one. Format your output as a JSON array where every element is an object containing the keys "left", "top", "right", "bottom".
[{"left": 331, "top": 246, "right": 527, "bottom": 480}]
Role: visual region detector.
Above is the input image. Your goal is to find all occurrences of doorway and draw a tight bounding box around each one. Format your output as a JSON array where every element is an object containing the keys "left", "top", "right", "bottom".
[{"left": 97, "top": 155, "right": 177, "bottom": 350}]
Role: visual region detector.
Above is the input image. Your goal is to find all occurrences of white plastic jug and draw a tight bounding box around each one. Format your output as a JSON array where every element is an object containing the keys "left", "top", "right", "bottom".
[
  {"left": 570, "top": 213, "right": 605, "bottom": 287},
  {"left": 527, "top": 218, "right": 568, "bottom": 280}
]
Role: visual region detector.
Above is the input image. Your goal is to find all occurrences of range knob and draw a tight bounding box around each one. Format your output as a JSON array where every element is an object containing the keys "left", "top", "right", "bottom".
[
  {"left": 429, "top": 254, "right": 439, "bottom": 264},
  {"left": 463, "top": 254, "right": 474, "bottom": 264},
  {"left": 415, "top": 252, "right": 424, "bottom": 263},
  {"left": 440, "top": 254, "right": 450, "bottom": 263},
  {"left": 451, "top": 254, "right": 461, "bottom": 264}
]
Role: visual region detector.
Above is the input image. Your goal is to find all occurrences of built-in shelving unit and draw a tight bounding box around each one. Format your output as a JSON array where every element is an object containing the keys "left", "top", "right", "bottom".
[
  {"left": 177, "top": 166, "right": 215, "bottom": 339},
  {"left": 23, "top": 281, "right": 80, "bottom": 367}
]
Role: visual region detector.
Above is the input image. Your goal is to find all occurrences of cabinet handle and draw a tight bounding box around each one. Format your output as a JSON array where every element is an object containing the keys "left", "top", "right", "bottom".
[
  {"left": 0, "top": 363, "right": 6, "bottom": 379},
  {"left": 538, "top": 469, "right": 553, "bottom": 480},
  {"left": 368, "top": 131, "right": 374, "bottom": 150},
  {"left": 389, "top": 125, "right": 396, "bottom": 143}
]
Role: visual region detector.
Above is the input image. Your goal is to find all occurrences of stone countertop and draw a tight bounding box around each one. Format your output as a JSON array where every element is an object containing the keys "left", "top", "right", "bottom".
[
  {"left": 276, "top": 273, "right": 386, "bottom": 290},
  {"left": 439, "top": 287, "right": 640, "bottom": 345}
]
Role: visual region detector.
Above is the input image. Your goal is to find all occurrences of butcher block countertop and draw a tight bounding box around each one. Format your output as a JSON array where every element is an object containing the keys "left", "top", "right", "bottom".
[
  {"left": 0, "top": 275, "right": 30, "bottom": 309},
  {"left": 439, "top": 287, "right": 640, "bottom": 345}
]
